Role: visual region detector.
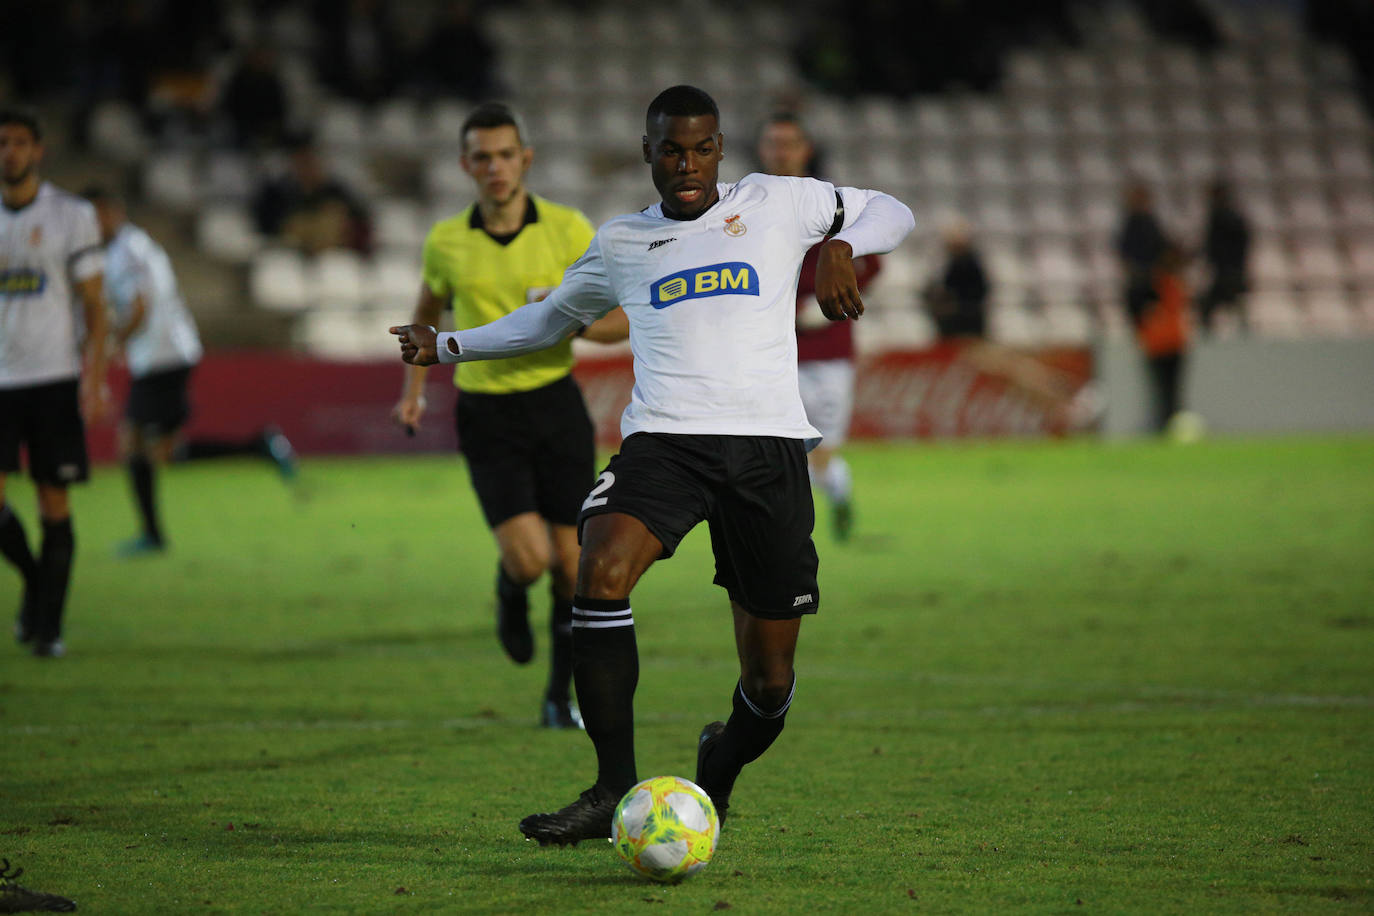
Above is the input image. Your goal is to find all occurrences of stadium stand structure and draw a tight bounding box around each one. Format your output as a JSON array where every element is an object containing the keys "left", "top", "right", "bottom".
[{"left": 80, "top": 0, "right": 1374, "bottom": 358}]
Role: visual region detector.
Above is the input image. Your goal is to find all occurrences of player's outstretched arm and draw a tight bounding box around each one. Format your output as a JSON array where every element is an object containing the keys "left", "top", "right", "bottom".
[{"left": 390, "top": 294, "right": 584, "bottom": 366}]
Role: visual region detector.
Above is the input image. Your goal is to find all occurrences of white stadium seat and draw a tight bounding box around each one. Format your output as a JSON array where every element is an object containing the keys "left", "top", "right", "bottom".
[
  {"left": 250, "top": 249, "right": 309, "bottom": 313},
  {"left": 312, "top": 249, "right": 366, "bottom": 309},
  {"left": 197, "top": 204, "right": 262, "bottom": 263}
]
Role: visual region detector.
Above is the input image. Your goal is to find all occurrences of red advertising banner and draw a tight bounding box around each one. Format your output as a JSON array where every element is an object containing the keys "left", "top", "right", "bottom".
[{"left": 85, "top": 344, "right": 1092, "bottom": 463}]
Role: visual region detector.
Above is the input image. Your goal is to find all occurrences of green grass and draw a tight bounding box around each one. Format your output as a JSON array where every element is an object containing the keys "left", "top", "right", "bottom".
[{"left": 2, "top": 437, "right": 1372, "bottom": 914}]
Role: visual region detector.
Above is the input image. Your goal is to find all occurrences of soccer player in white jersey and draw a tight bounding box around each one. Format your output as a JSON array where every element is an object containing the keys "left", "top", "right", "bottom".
[
  {"left": 391, "top": 86, "right": 914, "bottom": 844},
  {"left": 85, "top": 187, "right": 296, "bottom": 555},
  {"left": 0, "top": 109, "right": 109, "bottom": 659}
]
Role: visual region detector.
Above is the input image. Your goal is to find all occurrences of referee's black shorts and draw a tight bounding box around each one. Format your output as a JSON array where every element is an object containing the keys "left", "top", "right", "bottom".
[
  {"left": 0, "top": 378, "right": 90, "bottom": 486},
  {"left": 455, "top": 373, "right": 596, "bottom": 529},
  {"left": 126, "top": 364, "right": 194, "bottom": 436},
  {"left": 579, "top": 432, "right": 820, "bottom": 620}
]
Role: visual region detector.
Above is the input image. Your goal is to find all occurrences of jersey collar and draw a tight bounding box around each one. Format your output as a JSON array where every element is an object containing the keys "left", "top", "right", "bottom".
[{"left": 470, "top": 194, "right": 539, "bottom": 246}]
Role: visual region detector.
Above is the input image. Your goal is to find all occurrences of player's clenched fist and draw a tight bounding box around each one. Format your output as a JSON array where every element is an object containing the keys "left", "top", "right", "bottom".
[
  {"left": 390, "top": 324, "right": 440, "bottom": 366},
  {"left": 814, "top": 238, "right": 865, "bottom": 322}
]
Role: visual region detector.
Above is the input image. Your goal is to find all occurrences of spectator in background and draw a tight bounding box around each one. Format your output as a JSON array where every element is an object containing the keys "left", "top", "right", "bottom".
[
  {"left": 1198, "top": 181, "right": 1250, "bottom": 335},
  {"left": 1118, "top": 181, "right": 1167, "bottom": 325},
  {"left": 419, "top": 1, "right": 497, "bottom": 100},
  {"left": 926, "top": 218, "right": 1098, "bottom": 431},
  {"left": 1134, "top": 242, "right": 1192, "bottom": 434},
  {"left": 218, "top": 45, "right": 289, "bottom": 148},
  {"left": 925, "top": 219, "right": 988, "bottom": 340},
  {"left": 252, "top": 137, "right": 372, "bottom": 255}
]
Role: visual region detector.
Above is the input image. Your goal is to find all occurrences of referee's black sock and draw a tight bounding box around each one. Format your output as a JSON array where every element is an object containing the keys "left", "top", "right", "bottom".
[
  {"left": 37, "top": 517, "right": 75, "bottom": 641},
  {"left": 127, "top": 455, "right": 163, "bottom": 545},
  {"left": 546, "top": 588, "right": 574, "bottom": 704},
  {"left": 0, "top": 503, "right": 38, "bottom": 582},
  {"left": 571, "top": 596, "right": 639, "bottom": 794},
  {"left": 699, "top": 676, "right": 796, "bottom": 804}
]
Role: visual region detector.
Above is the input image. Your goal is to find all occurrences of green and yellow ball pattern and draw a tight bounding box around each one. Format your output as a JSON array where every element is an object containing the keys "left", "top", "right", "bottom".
[{"left": 611, "top": 775, "right": 719, "bottom": 884}]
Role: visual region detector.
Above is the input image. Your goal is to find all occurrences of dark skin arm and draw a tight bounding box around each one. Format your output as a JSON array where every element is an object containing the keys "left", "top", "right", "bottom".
[{"left": 814, "top": 239, "right": 864, "bottom": 321}]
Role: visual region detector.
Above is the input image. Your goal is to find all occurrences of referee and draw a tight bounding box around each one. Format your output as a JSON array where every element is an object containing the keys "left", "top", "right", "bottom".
[
  {"left": 1, "top": 109, "right": 109, "bottom": 658},
  {"left": 391, "top": 103, "right": 626, "bottom": 728}
]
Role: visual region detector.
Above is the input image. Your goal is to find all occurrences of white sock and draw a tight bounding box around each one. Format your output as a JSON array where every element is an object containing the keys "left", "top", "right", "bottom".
[{"left": 822, "top": 455, "right": 852, "bottom": 504}]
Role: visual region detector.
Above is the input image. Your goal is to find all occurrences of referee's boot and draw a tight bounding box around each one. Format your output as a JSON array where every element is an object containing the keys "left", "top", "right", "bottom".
[
  {"left": 518, "top": 784, "right": 617, "bottom": 846},
  {"left": 695, "top": 720, "right": 732, "bottom": 826}
]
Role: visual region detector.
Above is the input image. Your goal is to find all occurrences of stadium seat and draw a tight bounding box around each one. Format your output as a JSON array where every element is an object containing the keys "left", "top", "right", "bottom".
[
  {"left": 373, "top": 198, "right": 427, "bottom": 253},
  {"left": 988, "top": 300, "right": 1043, "bottom": 346},
  {"left": 197, "top": 204, "right": 262, "bottom": 263},
  {"left": 317, "top": 100, "right": 366, "bottom": 149},
  {"left": 88, "top": 100, "right": 148, "bottom": 164},
  {"left": 143, "top": 151, "right": 199, "bottom": 212},
  {"left": 370, "top": 98, "right": 423, "bottom": 151},
  {"left": 1247, "top": 291, "right": 1305, "bottom": 338},
  {"left": 312, "top": 250, "right": 366, "bottom": 309},
  {"left": 1302, "top": 291, "right": 1356, "bottom": 336},
  {"left": 204, "top": 150, "right": 256, "bottom": 201},
  {"left": 365, "top": 254, "right": 421, "bottom": 314},
  {"left": 250, "top": 249, "right": 309, "bottom": 313}
]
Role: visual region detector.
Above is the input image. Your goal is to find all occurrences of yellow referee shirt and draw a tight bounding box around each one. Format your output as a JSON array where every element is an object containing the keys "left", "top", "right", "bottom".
[{"left": 422, "top": 194, "right": 595, "bottom": 394}]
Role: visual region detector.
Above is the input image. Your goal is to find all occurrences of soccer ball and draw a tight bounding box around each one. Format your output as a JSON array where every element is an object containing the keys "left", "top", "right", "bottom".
[{"left": 611, "top": 776, "right": 719, "bottom": 884}]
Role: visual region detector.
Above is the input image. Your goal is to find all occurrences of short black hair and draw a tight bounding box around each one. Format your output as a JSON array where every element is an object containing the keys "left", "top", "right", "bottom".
[
  {"left": 0, "top": 108, "right": 42, "bottom": 141},
  {"left": 460, "top": 102, "right": 526, "bottom": 149},
  {"left": 645, "top": 86, "right": 719, "bottom": 131},
  {"left": 760, "top": 110, "right": 808, "bottom": 139}
]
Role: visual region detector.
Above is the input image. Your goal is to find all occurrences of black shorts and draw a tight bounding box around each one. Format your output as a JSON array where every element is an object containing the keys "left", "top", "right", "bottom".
[
  {"left": 0, "top": 379, "right": 90, "bottom": 485},
  {"left": 126, "top": 365, "right": 194, "bottom": 435},
  {"left": 455, "top": 374, "right": 596, "bottom": 529},
  {"left": 579, "top": 433, "right": 820, "bottom": 620}
]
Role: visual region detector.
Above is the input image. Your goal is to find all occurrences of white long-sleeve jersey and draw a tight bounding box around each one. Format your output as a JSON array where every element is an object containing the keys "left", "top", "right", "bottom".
[{"left": 439, "top": 172, "right": 914, "bottom": 443}]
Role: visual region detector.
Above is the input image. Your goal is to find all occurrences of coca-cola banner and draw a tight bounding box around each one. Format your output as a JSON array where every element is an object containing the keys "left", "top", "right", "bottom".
[
  {"left": 575, "top": 343, "right": 1094, "bottom": 444},
  {"left": 84, "top": 345, "right": 1093, "bottom": 463}
]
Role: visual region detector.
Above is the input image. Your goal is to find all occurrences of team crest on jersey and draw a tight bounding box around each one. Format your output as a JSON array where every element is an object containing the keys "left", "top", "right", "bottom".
[
  {"left": 723, "top": 214, "right": 747, "bottom": 237},
  {"left": 650, "top": 262, "right": 759, "bottom": 308}
]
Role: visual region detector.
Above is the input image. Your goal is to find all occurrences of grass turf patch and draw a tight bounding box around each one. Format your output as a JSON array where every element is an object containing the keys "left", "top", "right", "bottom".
[{"left": 2, "top": 436, "right": 1371, "bottom": 913}]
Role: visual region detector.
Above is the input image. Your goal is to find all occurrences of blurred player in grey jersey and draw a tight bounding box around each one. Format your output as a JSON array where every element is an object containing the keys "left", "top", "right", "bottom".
[
  {"left": 0, "top": 109, "right": 109, "bottom": 658},
  {"left": 85, "top": 187, "right": 296, "bottom": 556}
]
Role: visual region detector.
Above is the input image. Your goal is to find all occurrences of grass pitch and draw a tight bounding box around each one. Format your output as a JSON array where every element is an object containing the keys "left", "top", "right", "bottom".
[{"left": 2, "top": 437, "right": 1372, "bottom": 914}]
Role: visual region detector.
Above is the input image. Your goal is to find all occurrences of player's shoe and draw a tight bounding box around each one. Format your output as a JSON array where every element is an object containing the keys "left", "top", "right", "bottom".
[
  {"left": 115, "top": 534, "right": 166, "bottom": 558},
  {"left": 695, "top": 720, "right": 731, "bottom": 826},
  {"left": 832, "top": 498, "right": 854, "bottom": 542},
  {"left": 518, "top": 784, "right": 617, "bottom": 846},
  {"left": 0, "top": 858, "right": 76, "bottom": 912},
  {"left": 495, "top": 566, "right": 533, "bottom": 665},
  {"left": 31, "top": 640, "right": 65, "bottom": 659},
  {"left": 260, "top": 426, "right": 298, "bottom": 481},
  {"left": 14, "top": 586, "right": 37, "bottom": 645},
  {"left": 540, "top": 698, "right": 584, "bottom": 730}
]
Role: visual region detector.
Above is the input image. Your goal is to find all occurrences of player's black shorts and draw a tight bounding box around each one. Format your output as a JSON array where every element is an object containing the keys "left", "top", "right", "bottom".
[
  {"left": 0, "top": 379, "right": 90, "bottom": 486},
  {"left": 126, "top": 364, "right": 194, "bottom": 435},
  {"left": 579, "top": 432, "right": 820, "bottom": 620},
  {"left": 455, "top": 374, "right": 596, "bottom": 529}
]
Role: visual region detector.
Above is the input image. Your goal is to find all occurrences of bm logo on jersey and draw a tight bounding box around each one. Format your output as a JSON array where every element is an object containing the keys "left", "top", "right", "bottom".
[
  {"left": 0, "top": 269, "right": 47, "bottom": 296},
  {"left": 650, "top": 262, "right": 758, "bottom": 309}
]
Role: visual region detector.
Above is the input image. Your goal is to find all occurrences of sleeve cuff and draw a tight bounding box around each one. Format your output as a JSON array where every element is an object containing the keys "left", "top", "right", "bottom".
[{"left": 437, "top": 331, "right": 462, "bottom": 363}]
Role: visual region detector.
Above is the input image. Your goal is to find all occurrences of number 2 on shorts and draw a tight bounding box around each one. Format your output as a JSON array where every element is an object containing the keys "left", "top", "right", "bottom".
[{"left": 582, "top": 471, "right": 616, "bottom": 511}]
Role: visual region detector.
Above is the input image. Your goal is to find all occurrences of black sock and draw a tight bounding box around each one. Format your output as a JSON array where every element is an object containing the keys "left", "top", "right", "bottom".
[
  {"left": 0, "top": 503, "right": 38, "bottom": 582},
  {"left": 571, "top": 596, "right": 638, "bottom": 794},
  {"left": 127, "top": 455, "right": 162, "bottom": 544},
  {"left": 698, "top": 677, "right": 796, "bottom": 802},
  {"left": 497, "top": 563, "right": 529, "bottom": 614},
  {"left": 37, "top": 518, "right": 75, "bottom": 641},
  {"left": 546, "top": 589, "right": 574, "bottom": 704}
]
